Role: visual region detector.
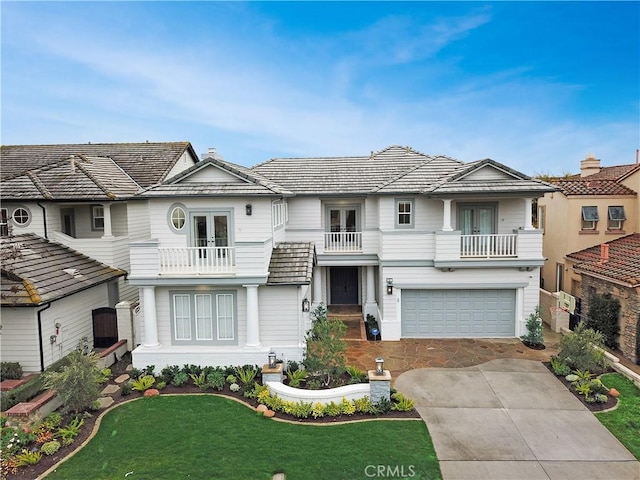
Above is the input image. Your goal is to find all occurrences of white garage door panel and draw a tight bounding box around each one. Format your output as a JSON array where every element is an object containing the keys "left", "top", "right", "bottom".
[{"left": 401, "top": 289, "right": 515, "bottom": 338}]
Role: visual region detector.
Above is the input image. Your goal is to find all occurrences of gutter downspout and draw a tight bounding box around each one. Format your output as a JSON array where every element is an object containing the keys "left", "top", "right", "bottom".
[
  {"left": 37, "top": 202, "right": 48, "bottom": 239},
  {"left": 37, "top": 303, "right": 51, "bottom": 372}
]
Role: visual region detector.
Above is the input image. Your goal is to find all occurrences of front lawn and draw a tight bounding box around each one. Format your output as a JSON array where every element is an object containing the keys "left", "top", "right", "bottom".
[
  {"left": 597, "top": 373, "right": 640, "bottom": 460},
  {"left": 46, "top": 395, "right": 441, "bottom": 480}
]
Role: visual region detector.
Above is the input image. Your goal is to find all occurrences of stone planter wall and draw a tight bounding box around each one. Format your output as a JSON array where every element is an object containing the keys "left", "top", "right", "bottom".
[{"left": 265, "top": 381, "right": 372, "bottom": 405}]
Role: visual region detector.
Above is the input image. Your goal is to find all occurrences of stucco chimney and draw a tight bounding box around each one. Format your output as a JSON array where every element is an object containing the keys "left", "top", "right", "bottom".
[
  {"left": 202, "top": 147, "right": 224, "bottom": 161},
  {"left": 600, "top": 243, "right": 609, "bottom": 263},
  {"left": 580, "top": 153, "right": 601, "bottom": 177},
  {"left": 69, "top": 155, "right": 76, "bottom": 173}
]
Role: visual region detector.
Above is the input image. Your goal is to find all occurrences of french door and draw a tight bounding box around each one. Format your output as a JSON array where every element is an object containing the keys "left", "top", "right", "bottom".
[
  {"left": 458, "top": 204, "right": 496, "bottom": 235},
  {"left": 329, "top": 207, "right": 357, "bottom": 233},
  {"left": 191, "top": 213, "right": 229, "bottom": 257}
]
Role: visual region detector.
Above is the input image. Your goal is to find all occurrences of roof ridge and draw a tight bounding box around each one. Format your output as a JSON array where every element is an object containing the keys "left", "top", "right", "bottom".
[
  {"left": 371, "top": 156, "right": 435, "bottom": 192},
  {"left": 25, "top": 171, "right": 53, "bottom": 199},
  {"left": 74, "top": 155, "right": 118, "bottom": 199}
]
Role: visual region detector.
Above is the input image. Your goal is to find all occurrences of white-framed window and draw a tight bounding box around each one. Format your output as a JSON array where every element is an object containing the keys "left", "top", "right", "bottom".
[
  {"left": 272, "top": 201, "right": 287, "bottom": 229},
  {"left": 91, "top": 205, "right": 105, "bottom": 231},
  {"left": 581, "top": 206, "right": 598, "bottom": 230},
  {"left": 395, "top": 199, "right": 414, "bottom": 228},
  {"left": 169, "top": 290, "right": 237, "bottom": 345},
  {"left": 0, "top": 208, "right": 8, "bottom": 236},
  {"left": 12, "top": 207, "right": 31, "bottom": 227},
  {"left": 171, "top": 206, "right": 186, "bottom": 230},
  {"left": 607, "top": 206, "right": 625, "bottom": 230}
]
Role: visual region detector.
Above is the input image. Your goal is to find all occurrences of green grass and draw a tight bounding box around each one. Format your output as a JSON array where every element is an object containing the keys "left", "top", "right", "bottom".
[
  {"left": 596, "top": 373, "right": 640, "bottom": 460},
  {"left": 46, "top": 395, "right": 441, "bottom": 480}
]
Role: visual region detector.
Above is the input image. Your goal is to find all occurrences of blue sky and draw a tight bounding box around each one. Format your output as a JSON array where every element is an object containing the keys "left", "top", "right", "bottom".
[{"left": 2, "top": 1, "right": 638, "bottom": 175}]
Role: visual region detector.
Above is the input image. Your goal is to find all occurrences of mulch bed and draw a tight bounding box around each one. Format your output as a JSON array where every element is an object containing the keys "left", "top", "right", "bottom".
[
  {"left": 5, "top": 354, "right": 419, "bottom": 479},
  {"left": 543, "top": 362, "right": 618, "bottom": 413}
]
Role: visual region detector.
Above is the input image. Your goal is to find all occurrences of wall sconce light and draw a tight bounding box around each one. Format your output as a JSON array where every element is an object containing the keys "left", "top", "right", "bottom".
[
  {"left": 302, "top": 298, "right": 310, "bottom": 312},
  {"left": 375, "top": 357, "right": 385, "bottom": 375},
  {"left": 245, "top": 204, "right": 252, "bottom": 216},
  {"left": 268, "top": 350, "right": 277, "bottom": 369},
  {"left": 386, "top": 278, "right": 393, "bottom": 295}
]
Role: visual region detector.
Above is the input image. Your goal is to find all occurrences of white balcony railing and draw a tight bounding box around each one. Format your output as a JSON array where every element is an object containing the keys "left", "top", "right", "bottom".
[
  {"left": 158, "top": 247, "right": 235, "bottom": 274},
  {"left": 460, "top": 234, "right": 517, "bottom": 258},
  {"left": 324, "top": 232, "right": 362, "bottom": 252}
]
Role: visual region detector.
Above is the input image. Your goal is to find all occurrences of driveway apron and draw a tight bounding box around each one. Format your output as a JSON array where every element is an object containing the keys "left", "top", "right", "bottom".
[{"left": 395, "top": 359, "right": 640, "bottom": 480}]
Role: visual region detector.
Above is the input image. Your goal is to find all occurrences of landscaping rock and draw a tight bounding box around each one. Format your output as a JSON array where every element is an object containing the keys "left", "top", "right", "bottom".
[
  {"left": 609, "top": 388, "right": 620, "bottom": 397},
  {"left": 101, "top": 384, "right": 120, "bottom": 395},
  {"left": 115, "top": 374, "right": 130, "bottom": 384},
  {"left": 96, "top": 397, "right": 114, "bottom": 409},
  {"left": 144, "top": 389, "right": 160, "bottom": 397},
  {"left": 256, "top": 404, "right": 268, "bottom": 413},
  {"left": 264, "top": 409, "right": 275, "bottom": 418}
]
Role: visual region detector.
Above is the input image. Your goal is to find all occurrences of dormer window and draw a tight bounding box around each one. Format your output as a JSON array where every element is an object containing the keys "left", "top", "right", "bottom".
[
  {"left": 607, "top": 206, "right": 625, "bottom": 230},
  {"left": 581, "top": 206, "right": 598, "bottom": 230}
]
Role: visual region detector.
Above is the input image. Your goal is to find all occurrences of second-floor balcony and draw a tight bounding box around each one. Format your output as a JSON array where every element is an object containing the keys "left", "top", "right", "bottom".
[
  {"left": 158, "top": 247, "right": 235, "bottom": 274},
  {"left": 460, "top": 234, "right": 517, "bottom": 258},
  {"left": 324, "top": 232, "right": 362, "bottom": 252}
]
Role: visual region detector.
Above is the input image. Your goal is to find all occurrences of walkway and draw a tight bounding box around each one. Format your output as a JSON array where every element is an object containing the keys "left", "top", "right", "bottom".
[{"left": 395, "top": 359, "right": 639, "bottom": 480}]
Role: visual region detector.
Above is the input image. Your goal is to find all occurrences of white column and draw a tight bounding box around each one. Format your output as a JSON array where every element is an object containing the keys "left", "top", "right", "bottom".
[
  {"left": 366, "top": 266, "right": 376, "bottom": 305},
  {"left": 244, "top": 284, "right": 261, "bottom": 347},
  {"left": 312, "top": 266, "right": 323, "bottom": 305},
  {"left": 142, "top": 286, "right": 159, "bottom": 347},
  {"left": 442, "top": 199, "right": 453, "bottom": 231},
  {"left": 102, "top": 203, "right": 113, "bottom": 238},
  {"left": 523, "top": 198, "right": 534, "bottom": 230}
]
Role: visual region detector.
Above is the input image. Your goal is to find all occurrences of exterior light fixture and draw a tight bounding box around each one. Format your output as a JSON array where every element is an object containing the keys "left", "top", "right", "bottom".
[
  {"left": 245, "top": 204, "right": 252, "bottom": 216},
  {"left": 268, "top": 351, "right": 277, "bottom": 369},
  {"left": 302, "top": 298, "right": 311, "bottom": 312},
  {"left": 386, "top": 278, "right": 393, "bottom": 295},
  {"left": 375, "top": 357, "right": 385, "bottom": 375}
]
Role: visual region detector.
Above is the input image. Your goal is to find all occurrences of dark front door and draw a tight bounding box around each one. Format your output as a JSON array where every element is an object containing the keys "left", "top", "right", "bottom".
[
  {"left": 92, "top": 307, "right": 118, "bottom": 348},
  {"left": 330, "top": 267, "right": 359, "bottom": 304}
]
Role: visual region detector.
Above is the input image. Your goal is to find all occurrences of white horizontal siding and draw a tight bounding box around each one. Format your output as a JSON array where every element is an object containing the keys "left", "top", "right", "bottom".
[
  {"left": 127, "top": 201, "right": 152, "bottom": 242},
  {"left": 380, "top": 232, "right": 435, "bottom": 260},
  {"left": 286, "top": 197, "right": 322, "bottom": 230},
  {"left": 164, "top": 151, "right": 198, "bottom": 179},
  {"left": 0, "top": 308, "right": 40, "bottom": 372},
  {"left": 3, "top": 201, "right": 46, "bottom": 238},
  {"left": 259, "top": 286, "right": 302, "bottom": 346}
]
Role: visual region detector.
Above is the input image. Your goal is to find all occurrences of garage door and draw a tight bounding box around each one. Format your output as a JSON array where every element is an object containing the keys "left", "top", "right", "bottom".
[{"left": 401, "top": 289, "right": 515, "bottom": 338}]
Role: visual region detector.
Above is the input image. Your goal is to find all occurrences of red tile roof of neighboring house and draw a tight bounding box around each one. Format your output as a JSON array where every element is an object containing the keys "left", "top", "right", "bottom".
[
  {"left": 551, "top": 179, "right": 637, "bottom": 196},
  {"left": 567, "top": 164, "right": 640, "bottom": 181},
  {"left": 566, "top": 233, "right": 640, "bottom": 287}
]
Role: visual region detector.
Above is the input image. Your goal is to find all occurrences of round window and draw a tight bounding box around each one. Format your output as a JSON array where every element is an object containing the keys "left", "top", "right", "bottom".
[
  {"left": 12, "top": 208, "right": 30, "bottom": 226},
  {"left": 171, "top": 206, "right": 186, "bottom": 230}
]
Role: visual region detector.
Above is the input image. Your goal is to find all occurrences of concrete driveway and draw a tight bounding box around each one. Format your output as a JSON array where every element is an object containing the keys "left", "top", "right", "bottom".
[{"left": 395, "top": 359, "right": 640, "bottom": 480}]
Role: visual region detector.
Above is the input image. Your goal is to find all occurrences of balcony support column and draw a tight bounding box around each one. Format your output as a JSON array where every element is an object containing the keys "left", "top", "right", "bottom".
[
  {"left": 312, "top": 266, "right": 324, "bottom": 306},
  {"left": 142, "top": 286, "right": 160, "bottom": 348},
  {"left": 364, "top": 266, "right": 378, "bottom": 318},
  {"left": 441, "top": 199, "right": 453, "bottom": 231},
  {"left": 523, "top": 198, "right": 534, "bottom": 230},
  {"left": 102, "top": 203, "right": 113, "bottom": 238},
  {"left": 244, "top": 284, "right": 261, "bottom": 347}
]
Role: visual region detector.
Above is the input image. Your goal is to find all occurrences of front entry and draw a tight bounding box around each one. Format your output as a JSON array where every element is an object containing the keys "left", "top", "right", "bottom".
[{"left": 330, "top": 267, "right": 359, "bottom": 304}]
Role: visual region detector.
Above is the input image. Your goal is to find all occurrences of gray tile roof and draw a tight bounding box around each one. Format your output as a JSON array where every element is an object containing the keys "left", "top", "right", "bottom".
[
  {"left": 1, "top": 142, "right": 196, "bottom": 187},
  {"left": 1, "top": 233, "right": 126, "bottom": 306},
  {"left": 253, "top": 145, "right": 556, "bottom": 195},
  {"left": 267, "top": 242, "right": 315, "bottom": 285},
  {"left": 141, "top": 157, "right": 293, "bottom": 197},
  {"left": 1, "top": 155, "right": 141, "bottom": 200}
]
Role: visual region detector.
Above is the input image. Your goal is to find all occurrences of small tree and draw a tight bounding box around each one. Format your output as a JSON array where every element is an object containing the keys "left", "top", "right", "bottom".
[
  {"left": 520, "top": 306, "right": 544, "bottom": 346},
  {"left": 302, "top": 304, "right": 347, "bottom": 387},
  {"left": 42, "top": 346, "right": 103, "bottom": 414},
  {"left": 586, "top": 293, "right": 620, "bottom": 349},
  {"left": 556, "top": 322, "right": 607, "bottom": 374}
]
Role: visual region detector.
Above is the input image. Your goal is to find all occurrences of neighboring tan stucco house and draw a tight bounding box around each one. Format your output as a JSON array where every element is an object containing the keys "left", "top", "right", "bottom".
[
  {"left": 129, "top": 145, "right": 555, "bottom": 369},
  {"left": 538, "top": 155, "right": 639, "bottom": 295},
  {"left": 565, "top": 234, "right": 640, "bottom": 364}
]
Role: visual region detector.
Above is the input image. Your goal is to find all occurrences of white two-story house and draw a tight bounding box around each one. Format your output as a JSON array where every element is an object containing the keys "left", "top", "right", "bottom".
[
  {"left": 1, "top": 142, "right": 198, "bottom": 369},
  {"left": 129, "top": 145, "right": 555, "bottom": 369}
]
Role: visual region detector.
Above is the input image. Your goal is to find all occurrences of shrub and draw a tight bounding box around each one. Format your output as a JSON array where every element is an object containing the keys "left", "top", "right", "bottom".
[
  {"left": 373, "top": 397, "right": 392, "bottom": 414},
  {"left": 171, "top": 371, "right": 189, "bottom": 387},
  {"left": 160, "top": 365, "right": 181, "bottom": 384},
  {"left": 287, "top": 360, "right": 301, "bottom": 372},
  {"left": 206, "top": 370, "right": 226, "bottom": 391},
  {"left": 42, "top": 350, "right": 103, "bottom": 415},
  {"left": 131, "top": 375, "right": 155, "bottom": 392},
  {"left": 550, "top": 356, "right": 571, "bottom": 376},
  {"left": 391, "top": 392, "right": 415, "bottom": 411},
  {"left": 39, "top": 412, "right": 63, "bottom": 431},
  {"left": 340, "top": 397, "right": 356, "bottom": 415},
  {"left": 13, "top": 449, "right": 41, "bottom": 466},
  {"left": 346, "top": 365, "right": 367, "bottom": 384},
  {"left": 182, "top": 364, "right": 202, "bottom": 376},
  {"left": 230, "top": 383, "right": 240, "bottom": 392},
  {"left": 556, "top": 322, "right": 607, "bottom": 374},
  {"left": 0, "top": 362, "right": 23, "bottom": 380},
  {"left": 303, "top": 303, "right": 347, "bottom": 387},
  {"left": 324, "top": 401, "right": 341, "bottom": 417},
  {"left": 156, "top": 381, "right": 167, "bottom": 390},
  {"left": 0, "top": 375, "right": 44, "bottom": 411},
  {"left": 55, "top": 416, "right": 84, "bottom": 445},
  {"left": 235, "top": 366, "right": 258, "bottom": 386},
  {"left": 586, "top": 293, "right": 620, "bottom": 349},
  {"left": 353, "top": 396, "right": 374, "bottom": 414},
  {"left": 312, "top": 402, "right": 325, "bottom": 418},
  {"left": 286, "top": 368, "right": 307, "bottom": 387},
  {"left": 189, "top": 372, "right": 207, "bottom": 390},
  {"left": 520, "top": 306, "right": 544, "bottom": 346},
  {"left": 120, "top": 382, "right": 133, "bottom": 396},
  {"left": 226, "top": 374, "right": 237, "bottom": 384},
  {"left": 1, "top": 427, "right": 36, "bottom": 457},
  {"left": 41, "top": 440, "right": 61, "bottom": 456},
  {"left": 98, "top": 368, "right": 112, "bottom": 384}
]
